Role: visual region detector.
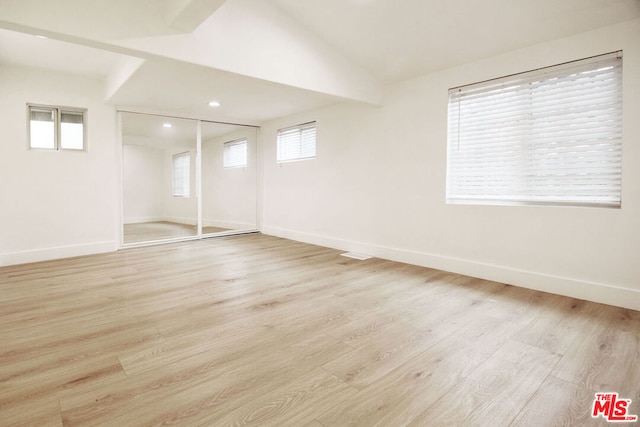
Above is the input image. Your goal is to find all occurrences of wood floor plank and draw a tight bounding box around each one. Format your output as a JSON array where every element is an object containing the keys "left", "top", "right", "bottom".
[
  {"left": 206, "top": 368, "right": 358, "bottom": 427},
  {"left": 0, "top": 394, "right": 63, "bottom": 427},
  {"left": 0, "top": 233, "right": 638, "bottom": 426},
  {"left": 316, "top": 315, "right": 523, "bottom": 426},
  {"left": 512, "top": 297, "right": 593, "bottom": 356},
  {"left": 61, "top": 334, "right": 353, "bottom": 426},
  {"left": 551, "top": 304, "right": 640, "bottom": 398},
  {"left": 320, "top": 282, "right": 499, "bottom": 389},
  {"left": 510, "top": 375, "right": 601, "bottom": 427},
  {"left": 407, "top": 340, "right": 561, "bottom": 426}
]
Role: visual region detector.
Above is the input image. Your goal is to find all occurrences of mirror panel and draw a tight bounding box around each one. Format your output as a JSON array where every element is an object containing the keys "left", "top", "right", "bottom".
[
  {"left": 121, "top": 112, "right": 198, "bottom": 245},
  {"left": 201, "top": 122, "right": 257, "bottom": 236}
]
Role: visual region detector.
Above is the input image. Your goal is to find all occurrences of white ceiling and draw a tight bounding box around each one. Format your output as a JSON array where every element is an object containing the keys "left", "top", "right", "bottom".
[
  {"left": 1, "top": 0, "right": 639, "bottom": 125},
  {"left": 0, "top": 27, "right": 125, "bottom": 79},
  {"left": 272, "top": 0, "right": 640, "bottom": 84}
]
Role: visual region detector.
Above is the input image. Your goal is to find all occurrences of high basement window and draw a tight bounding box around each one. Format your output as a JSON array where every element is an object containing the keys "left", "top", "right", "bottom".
[
  {"left": 446, "top": 51, "right": 623, "bottom": 208},
  {"left": 223, "top": 138, "right": 248, "bottom": 168},
  {"left": 277, "top": 121, "right": 316, "bottom": 163},
  {"left": 28, "top": 104, "right": 86, "bottom": 151}
]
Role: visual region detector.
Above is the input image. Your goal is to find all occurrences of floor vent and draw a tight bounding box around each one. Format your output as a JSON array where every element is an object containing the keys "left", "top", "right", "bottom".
[{"left": 340, "top": 252, "right": 372, "bottom": 260}]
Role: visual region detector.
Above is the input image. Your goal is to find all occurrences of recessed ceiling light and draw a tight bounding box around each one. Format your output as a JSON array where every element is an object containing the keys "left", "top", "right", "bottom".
[
  {"left": 162, "top": 123, "right": 172, "bottom": 128},
  {"left": 208, "top": 101, "right": 221, "bottom": 107},
  {"left": 35, "top": 35, "right": 48, "bottom": 39}
]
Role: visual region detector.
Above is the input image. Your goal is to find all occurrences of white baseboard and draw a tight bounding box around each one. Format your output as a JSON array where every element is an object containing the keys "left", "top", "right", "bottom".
[
  {"left": 0, "top": 241, "right": 118, "bottom": 267},
  {"left": 262, "top": 226, "right": 640, "bottom": 312}
]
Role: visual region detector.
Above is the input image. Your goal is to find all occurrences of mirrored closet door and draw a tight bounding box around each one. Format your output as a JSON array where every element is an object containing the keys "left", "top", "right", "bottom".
[
  {"left": 201, "top": 121, "right": 257, "bottom": 237},
  {"left": 120, "top": 111, "right": 258, "bottom": 246}
]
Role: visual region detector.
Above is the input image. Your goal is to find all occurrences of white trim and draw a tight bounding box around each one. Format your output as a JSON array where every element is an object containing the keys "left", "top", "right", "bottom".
[
  {"left": 121, "top": 235, "right": 200, "bottom": 249},
  {"left": 202, "top": 229, "right": 259, "bottom": 239},
  {"left": 0, "top": 241, "right": 117, "bottom": 267},
  {"left": 341, "top": 252, "right": 373, "bottom": 260},
  {"left": 122, "top": 230, "right": 259, "bottom": 249},
  {"left": 261, "top": 226, "right": 640, "bottom": 311},
  {"left": 202, "top": 219, "right": 257, "bottom": 230},
  {"left": 123, "top": 216, "right": 166, "bottom": 224},
  {"left": 123, "top": 217, "right": 198, "bottom": 225},
  {"left": 196, "top": 121, "right": 202, "bottom": 236}
]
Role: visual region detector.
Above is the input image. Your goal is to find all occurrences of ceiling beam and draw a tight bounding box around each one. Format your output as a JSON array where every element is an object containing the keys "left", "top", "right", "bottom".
[
  {"left": 0, "top": 0, "right": 382, "bottom": 106},
  {"left": 164, "top": 0, "right": 227, "bottom": 32},
  {"left": 117, "top": 0, "right": 382, "bottom": 105}
]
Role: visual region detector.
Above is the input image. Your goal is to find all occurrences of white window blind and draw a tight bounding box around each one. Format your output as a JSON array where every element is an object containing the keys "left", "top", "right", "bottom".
[
  {"left": 277, "top": 122, "right": 316, "bottom": 163},
  {"left": 223, "top": 138, "right": 247, "bottom": 168},
  {"left": 447, "top": 52, "right": 623, "bottom": 208},
  {"left": 172, "top": 152, "right": 190, "bottom": 197}
]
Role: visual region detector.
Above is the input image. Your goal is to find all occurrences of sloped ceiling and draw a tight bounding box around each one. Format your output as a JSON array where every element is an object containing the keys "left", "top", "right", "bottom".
[{"left": 1, "top": 0, "right": 639, "bottom": 125}]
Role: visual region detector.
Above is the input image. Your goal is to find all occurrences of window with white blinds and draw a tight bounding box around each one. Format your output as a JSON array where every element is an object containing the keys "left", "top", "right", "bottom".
[
  {"left": 277, "top": 122, "right": 316, "bottom": 163},
  {"left": 223, "top": 138, "right": 247, "bottom": 168},
  {"left": 447, "top": 52, "right": 623, "bottom": 208},
  {"left": 172, "top": 152, "right": 190, "bottom": 197}
]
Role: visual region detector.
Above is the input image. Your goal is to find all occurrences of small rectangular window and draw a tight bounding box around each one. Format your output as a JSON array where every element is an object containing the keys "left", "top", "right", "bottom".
[
  {"left": 223, "top": 138, "right": 248, "bottom": 168},
  {"left": 172, "top": 152, "right": 190, "bottom": 197},
  {"left": 277, "top": 122, "right": 316, "bottom": 163},
  {"left": 28, "top": 104, "right": 86, "bottom": 151},
  {"left": 29, "top": 107, "right": 56, "bottom": 149},
  {"left": 446, "top": 52, "right": 623, "bottom": 208},
  {"left": 60, "top": 110, "right": 85, "bottom": 150}
]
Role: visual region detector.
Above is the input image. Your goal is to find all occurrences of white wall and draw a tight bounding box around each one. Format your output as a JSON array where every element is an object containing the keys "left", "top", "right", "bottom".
[
  {"left": 0, "top": 65, "right": 119, "bottom": 266},
  {"left": 260, "top": 19, "right": 640, "bottom": 310},
  {"left": 202, "top": 128, "right": 257, "bottom": 230},
  {"left": 122, "top": 143, "right": 164, "bottom": 223}
]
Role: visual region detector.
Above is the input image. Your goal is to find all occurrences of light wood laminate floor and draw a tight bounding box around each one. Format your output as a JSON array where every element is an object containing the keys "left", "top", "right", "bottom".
[{"left": 1, "top": 234, "right": 638, "bottom": 426}]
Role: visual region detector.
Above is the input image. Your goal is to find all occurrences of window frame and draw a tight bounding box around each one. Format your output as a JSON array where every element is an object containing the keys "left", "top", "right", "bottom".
[
  {"left": 27, "top": 103, "right": 87, "bottom": 151},
  {"left": 172, "top": 151, "right": 191, "bottom": 198},
  {"left": 277, "top": 121, "right": 316, "bottom": 163},
  {"left": 446, "top": 51, "right": 623, "bottom": 209},
  {"left": 223, "top": 138, "right": 248, "bottom": 168}
]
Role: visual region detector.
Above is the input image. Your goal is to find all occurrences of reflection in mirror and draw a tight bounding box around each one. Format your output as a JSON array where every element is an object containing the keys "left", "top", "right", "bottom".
[
  {"left": 201, "top": 122, "right": 257, "bottom": 236},
  {"left": 121, "top": 112, "right": 198, "bottom": 244}
]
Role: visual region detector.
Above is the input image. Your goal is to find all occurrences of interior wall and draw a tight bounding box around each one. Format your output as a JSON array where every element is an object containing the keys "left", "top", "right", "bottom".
[
  {"left": 122, "top": 143, "right": 164, "bottom": 224},
  {"left": 202, "top": 128, "right": 257, "bottom": 230},
  {"left": 0, "top": 65, "right": 118, "bottom": 266},
  {"left": 260, "top": 19, "right": 640, "bottom": 310}
]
